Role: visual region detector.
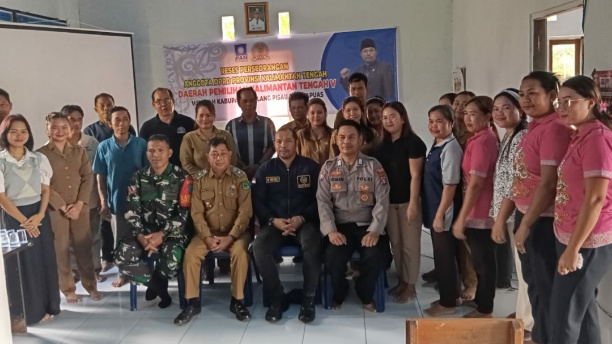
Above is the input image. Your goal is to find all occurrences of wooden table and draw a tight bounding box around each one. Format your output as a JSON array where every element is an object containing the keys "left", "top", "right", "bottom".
[{"left": 3, "top": 242, "right": 32, "bottom": 333}]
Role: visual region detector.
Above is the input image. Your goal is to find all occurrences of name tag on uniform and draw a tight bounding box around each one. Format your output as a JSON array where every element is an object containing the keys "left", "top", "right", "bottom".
[
  {"left": 356, "top": 176, "right": 373, "bottom": 182},
  {"left": 266, "top": 176, "right": 280, "bottom": 183},
  {"left": 297, "top": 175, "right": 311, "bottom": 188}
]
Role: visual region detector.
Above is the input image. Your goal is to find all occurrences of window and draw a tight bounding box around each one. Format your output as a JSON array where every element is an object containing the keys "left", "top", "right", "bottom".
[
  {"left": 0, "top": 6, "right": 67, "bottom": 26},
  {"left": 549, "top": 38, "right": 582, "bottom": 82}
]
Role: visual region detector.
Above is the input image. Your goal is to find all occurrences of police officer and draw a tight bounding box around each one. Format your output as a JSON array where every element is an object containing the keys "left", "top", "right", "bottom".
[
  {"left": 252, "top": 128, "right": 321, "bottom": 323},
  {"left": 115, "top": 134, "right": 188, "bottom": 308},
  {"left": 175, "top": 137, "right": 253, "bottom": 325},
  {"left": 317, "top": 120, "right": 390, "bottom": 312}
]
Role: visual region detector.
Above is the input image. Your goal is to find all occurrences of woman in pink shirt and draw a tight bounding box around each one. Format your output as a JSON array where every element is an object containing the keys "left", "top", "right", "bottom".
[
  {"left": 452, "top": 96, "right": 499, "bottom": 318},
  {"left": 508, "top": 71, "right": 573, "bottom": 344},
  {"left": 549, "top": 76, "right": 612, "bottom": 344}
]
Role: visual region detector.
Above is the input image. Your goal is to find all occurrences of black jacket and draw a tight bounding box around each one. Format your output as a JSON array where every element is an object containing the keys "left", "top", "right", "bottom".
[{"left": 253, "top": 155, "right": 320, "bottom": 223}]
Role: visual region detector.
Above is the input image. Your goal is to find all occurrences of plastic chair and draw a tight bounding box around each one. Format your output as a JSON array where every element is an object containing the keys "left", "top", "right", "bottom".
[
  {"left": 177, "top": 251, "right": 253, "bottom": 309},
  {"left": 323, "top": 250, "right": 387, "bottom": 313},
  {"left": 129, "top": 253, "right": 158, "bottom": 311},
  {"left": 255, "top": 243, "right": 324, "bottom": 307}
]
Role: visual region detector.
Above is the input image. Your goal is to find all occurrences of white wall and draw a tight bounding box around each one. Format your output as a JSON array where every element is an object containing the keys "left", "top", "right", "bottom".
[
  {"left": 76, "top": 0, "right": 453, "bottom": 140},
  {"left": 547, "top": 8, "right": 583, "bottom": 38}
]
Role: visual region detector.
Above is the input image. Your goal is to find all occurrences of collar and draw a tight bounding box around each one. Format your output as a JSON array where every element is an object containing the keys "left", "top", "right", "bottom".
[
  {"left": 147, "top": 163, "right": 174, "bottom": 178},
  {"left": 195, "top": 126, "right": 219, "bottom": 141},
  {"left": 572, "top": 120, "right": 601, "bottom": 141},
  {"left": 95, "top": 121, "right": 112, "bottom": 130},
  {"left": 48, "top": 141, "right": 74, "bottom": 154},
  {"left": 364, "top": 60, "right": 380, "bottom": 69},
  {"left": 306, "top": 125, "right": 332, "bottom": 140},
  {"left": 274, "top": 155, "right": 299, "bottom": 168},
  {"left": 0, "top": 148, "right": 36, "bottom": 164},
  {"left": 208, "top": 166, "right": 232, "bottom": 178},
  {"left": 434, "top": 134, "right": 456, "bottom": 147},
  {"left": 79, "top": 134, "right": 96, "bottom": 146},
  {"left": 239, "top": 114, "right": 260, "bottom": 123},
  {"left": 529, "top": 112, "right": 559, "bottom": 129},
  {"left": 112, "top": 133, "right": 134, "bottom": 146},
  {"left": 155, "top": 111, "right": 179, "bottom": 125},
  {"left": 336, "top": 153, "right": 365, "bottom": 168},
  {"left": 467, "top": 126, "right": 494, "bottom": 143}
]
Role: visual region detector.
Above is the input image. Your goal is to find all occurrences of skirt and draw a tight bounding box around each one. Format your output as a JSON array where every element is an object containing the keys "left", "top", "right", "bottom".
[{"left": 1, "top": 202, "right": 61, "bottom": 325}]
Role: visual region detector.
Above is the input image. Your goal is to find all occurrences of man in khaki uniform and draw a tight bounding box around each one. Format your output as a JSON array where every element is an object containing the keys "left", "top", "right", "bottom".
[
  {"left": 174, "top": 137, "right": 253, "bottom": 325},
  {"left": 317, "top": 120, "right": 390, "bottom": 312}
]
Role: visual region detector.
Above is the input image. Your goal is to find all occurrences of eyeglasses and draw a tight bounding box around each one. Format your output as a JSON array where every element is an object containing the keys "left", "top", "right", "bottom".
[
  {"left": 209, "top": 152, "right": 229, "bottom": 160},
  {"left": 554, "top": 98, "right": 587, "bottom": 109},
  {"left": 154, "top": 98, "right": 173, "bottom": 105}
]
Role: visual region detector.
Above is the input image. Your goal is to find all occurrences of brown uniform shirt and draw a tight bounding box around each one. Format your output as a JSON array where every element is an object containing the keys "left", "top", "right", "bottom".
[
  {"left": 37, "top": 142, "right": 93, "bottom": 210},
  {"left": 180, "top": 126, "right": 238, "bottom": 177},
  {"left": 296, "top": 126, "right": 334, "bottom": 165},
  {"left": 279, "top": 119, "right": 308, "bottom": 133},
  {"left": 191, "top": 166, "right": 252, "bottom": 241}
]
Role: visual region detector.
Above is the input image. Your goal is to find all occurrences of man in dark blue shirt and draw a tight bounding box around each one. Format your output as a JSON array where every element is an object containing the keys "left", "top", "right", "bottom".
[
  {"left": 252, "top": 127, "right": 321, "bottom": 323},
  {"left": 84, "top": 93, "right": 136, "bottom": 142},
  {"left": 225, "top": 87, "right": 275, "bottom": 179},
  {"left": 139, "top": 88, "right": 195, "bottom": 168}
]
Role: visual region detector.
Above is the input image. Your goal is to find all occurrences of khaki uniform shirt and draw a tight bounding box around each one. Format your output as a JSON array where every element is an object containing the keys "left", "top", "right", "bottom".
[
  {"left": 296, "top": 126, "right": 334, "bottom": 165},
  {"left": 191, "top": 166, "right": 252, "bottom": 240},
  {"left": 279, "top": 120, "right": 308, "bottom": 133},
  {"left": 180, "top": 126, "right": 238, "bottom": 177},
  {"left": 78, "top": 134, "right": 100, "bottom": 209},
  {"left": 317, "top": 153, "right": 390, "bottom": 236},
  {"left": 38, "top": 142, "right": 93, "bottom": 211}
]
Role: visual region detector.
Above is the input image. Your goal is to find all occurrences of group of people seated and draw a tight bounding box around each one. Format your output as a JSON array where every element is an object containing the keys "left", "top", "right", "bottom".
[{"left": 1, "top": 69, "right": 611, "bottom": 344}]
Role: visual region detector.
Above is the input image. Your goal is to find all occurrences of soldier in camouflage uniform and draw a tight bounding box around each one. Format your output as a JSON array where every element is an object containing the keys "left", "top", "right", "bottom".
[{"left": 115, "top": 134, "right": 188, "bottom": 308}]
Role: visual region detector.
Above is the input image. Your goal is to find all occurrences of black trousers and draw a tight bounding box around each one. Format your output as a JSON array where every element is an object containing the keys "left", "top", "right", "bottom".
[
  {"left": 465, "top": 228, "right": 497, "bottom": 314},
  {"left": 253, "top": 222, "right": 322, "bottom": 303},
  {"left": 496, "top": 239, "right": 514, "bottom": 287},
  {"left": 324, "top": 223, "right": 390, "bottom": 305},
  {"left": 100, "top": 218, "right": 114, "bottom": 262},
  {"left": 430, "top": 229, "right": 460, "bottom": 307},
  {"left": 514, "top": 211, "right": 556, "bottom": 344},
  {"left": 549, "top": 240, "right": 612, "bottom": 344}
]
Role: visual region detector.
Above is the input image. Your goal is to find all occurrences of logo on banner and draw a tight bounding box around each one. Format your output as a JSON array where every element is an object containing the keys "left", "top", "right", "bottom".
[
  {"left": 234, "top": 44, "right": 248, "bottom": 62},
  {"left": 252, "top": 42, "right": 270, "bottom": 61}
]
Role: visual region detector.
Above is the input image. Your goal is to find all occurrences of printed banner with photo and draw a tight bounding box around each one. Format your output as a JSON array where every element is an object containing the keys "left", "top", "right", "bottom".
[
  {"left": 592, "top": 69, "right": 612, "bottom": 111},
  {"left": 163, "top": 28, "right": 397, "bottom": 121}
]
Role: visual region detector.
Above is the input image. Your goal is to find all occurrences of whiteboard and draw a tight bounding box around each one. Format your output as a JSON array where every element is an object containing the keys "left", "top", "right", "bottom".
[{"left": 0, "top": 23, "right": 137, "bottom": 149}]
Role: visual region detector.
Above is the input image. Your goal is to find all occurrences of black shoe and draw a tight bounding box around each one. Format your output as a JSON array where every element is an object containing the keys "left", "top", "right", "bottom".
[
  {"left": 273, "top": 256, "right": 283, "bottom": 264},
  {"left": 265, "top": 299, "right": 289, "bottom": 323},
  {"left": 230, "top": 297, "right": 251, "bottom": 321},
  {"left": 174, "top": 305, "right": 201, "bottom": 325},
  {"left": 145, "top": 286, "right": 158, "bottom": 301},
  {"left": 298, "top": 297, "right": 316, "bottom": 323},
  {"left": 422, "top": 269, "right": 437, "bottom": 283},
  {"left": 292, "top": 255, "right": 303, "bottom": 263}
]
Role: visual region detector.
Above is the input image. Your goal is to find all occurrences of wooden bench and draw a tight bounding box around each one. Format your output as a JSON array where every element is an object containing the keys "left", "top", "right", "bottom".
[{"left": 406, "top": 318, "right": 524, "bottom": 344}]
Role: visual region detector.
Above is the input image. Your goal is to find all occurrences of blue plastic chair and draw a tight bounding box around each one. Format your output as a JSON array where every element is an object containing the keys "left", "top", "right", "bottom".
[
  {"left": 256, "top": 243, "right": 324, "bottom": 307},
  {"left": 177, "top": 251, "right": 253, "bottom": 309},
  {"left": 323, "top": 251, "right": 388, "bottom": 313},
  {"left": 129, "top": 253, "right": 158, "bottom": 311}
]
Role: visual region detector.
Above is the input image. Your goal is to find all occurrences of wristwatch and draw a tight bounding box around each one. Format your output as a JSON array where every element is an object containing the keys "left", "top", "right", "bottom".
[{"left": 268, "top": 217, "right": 275, "bottom": 226}]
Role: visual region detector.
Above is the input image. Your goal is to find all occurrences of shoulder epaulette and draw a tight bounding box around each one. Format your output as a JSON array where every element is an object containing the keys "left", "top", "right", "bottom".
[{"left": 194, "top": 168, "right": 208, "bottom": 180}]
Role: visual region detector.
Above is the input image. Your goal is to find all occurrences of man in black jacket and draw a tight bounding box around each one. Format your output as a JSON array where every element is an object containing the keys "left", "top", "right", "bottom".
[{"left": 252, "top": 127, "right": 321, "bottom": 324}]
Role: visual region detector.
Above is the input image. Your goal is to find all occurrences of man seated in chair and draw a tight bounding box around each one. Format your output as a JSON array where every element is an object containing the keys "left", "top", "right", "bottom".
[
  {"left": 115, "top": 134, "right": 188, "bottom": 309},
  {"left": 174, "top": 137, "right": 253, "bottom": 325},
  {"left": 317, "top": 120, "right": 390, "bottom": 312},
  {"left": 252, "top": 127, "right": 321, "bottom": 323}
]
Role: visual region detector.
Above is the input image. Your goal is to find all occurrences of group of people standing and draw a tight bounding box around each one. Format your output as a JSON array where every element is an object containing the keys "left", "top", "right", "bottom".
[{"left": 1, "top": 69, "right": 611, "bottom": 344}]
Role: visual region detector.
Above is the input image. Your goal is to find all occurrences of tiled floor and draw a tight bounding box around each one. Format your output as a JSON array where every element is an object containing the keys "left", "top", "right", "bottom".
[{"left": 11, "top": 230, "right": 518, "bottom": 344}]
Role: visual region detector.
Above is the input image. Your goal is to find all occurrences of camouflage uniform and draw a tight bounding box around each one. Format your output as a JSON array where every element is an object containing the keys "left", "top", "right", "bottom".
[{"left": 115, "top": 164, "right": 188, "bottom": 285}]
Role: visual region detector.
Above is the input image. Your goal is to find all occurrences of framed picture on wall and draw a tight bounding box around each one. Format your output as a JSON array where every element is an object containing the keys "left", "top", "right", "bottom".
[{"left": 245, "top": 2, "right": 269, "bottom": 35}]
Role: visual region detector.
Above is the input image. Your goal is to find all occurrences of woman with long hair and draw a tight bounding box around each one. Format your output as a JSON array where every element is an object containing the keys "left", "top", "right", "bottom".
[
  {"left": 549, "top": 75, "right": 612, "bottom": 344},
  {"left": 296, "top": 98, "right": 334, "bottom": 165},
  {"left": 330, "top": 97, "right": 379, "bottom": 156},
  {"left": 489, "top": 89, "right": 533, "bottom": 337},
  {"left": 38, "top": 112, "right": 102, "bottom": 303},
  {"left": 421, "top": 105, "right": 464, "bottom": 316},
  {"left": 452, "top": 96, "right": 499, "bottom": 318},
  {"left": 0, "top": 114, "right": 61, "bottom": 324},
  {"left": 509, "top": 71, "right": 573, "bottom": 344},
  {"left": 375, "top": 101, "right": 426, "bottom": 303}
]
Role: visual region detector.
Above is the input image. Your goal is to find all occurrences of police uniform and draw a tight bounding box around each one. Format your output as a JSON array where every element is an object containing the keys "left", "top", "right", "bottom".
[
  {"left": 317, "top": 153, "right": 390, "bottom": 305},
  {"left": 183, "top": 166, "right": 253, "bottom": 301},
  {"left": 115, "top": 164, "right": 188, "bottom": 285}
]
